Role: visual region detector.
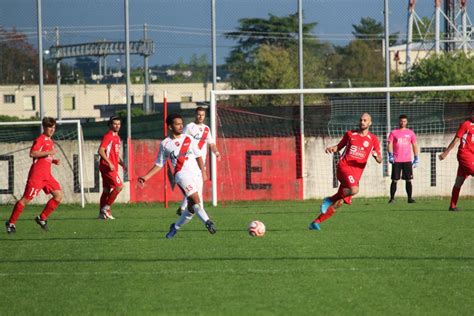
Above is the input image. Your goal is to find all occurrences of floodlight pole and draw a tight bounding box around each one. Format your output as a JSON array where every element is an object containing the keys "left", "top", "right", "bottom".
[
  {"left": 56, "top": 27, "right": 62, "bottom": 120},
  {"left": 384, "top": 0, "right": 391, "bottom": 177},
  {"left": 211, "top": 0, "right": 218, "bottom": 206},
  {"left": 298, "top": 0, "right": 305, "bottom": 187},
  {"left": 144, "top": 23, "right": 150, "bottom": 114},
  {"left": 124, "top": 0, "right": 133, "bottom": 180},
  {"left": 36, "top": 0, "right": 45, "bottom": 122}
]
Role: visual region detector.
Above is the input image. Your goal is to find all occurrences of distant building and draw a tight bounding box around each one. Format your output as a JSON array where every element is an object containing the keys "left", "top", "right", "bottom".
[
  {"left": 387, "top": 42, "right": 473, "bottom": 73},
  {"left": 0, "top": 82, "right": 229, "bottom": 120}
]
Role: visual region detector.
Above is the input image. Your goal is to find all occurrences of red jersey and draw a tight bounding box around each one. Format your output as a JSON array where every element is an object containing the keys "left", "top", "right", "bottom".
[
  {"left": 337, "top": 130, "right": 381, "bottom": 169},
  {"left": 99, "top": 130, "right": 121, "bottom": 170},
  {"left": 28, "top": 134, "right": 55, "bottom": 180},
  {"left": 456, "top": 120, "right": 474, "bottom": 159}
]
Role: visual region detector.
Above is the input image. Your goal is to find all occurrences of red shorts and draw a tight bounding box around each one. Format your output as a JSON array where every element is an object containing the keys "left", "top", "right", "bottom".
[
  {"left": 99, "top": 165, "right": 122, "bottom": 189},
  {"left": 23, "top": 175, "right": 61, "bottom": 201},
  {"left": 336, "top": 165, "right": 364, "bottom": 205},
  {"left": 337, "top": 165, "right": 363, "bottom": 188},
  {"left": 456, "top": 156, "right": 474, "bottom": 178}
]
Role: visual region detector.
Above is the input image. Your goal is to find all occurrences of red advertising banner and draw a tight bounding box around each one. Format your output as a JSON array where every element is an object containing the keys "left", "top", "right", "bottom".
[{"left": 130, "top": 137, "right": 303, "bottom": 202}]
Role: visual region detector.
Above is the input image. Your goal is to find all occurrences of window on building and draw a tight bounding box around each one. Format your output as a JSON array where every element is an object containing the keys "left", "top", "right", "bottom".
[
  {"left": 180, "top": 93, "right": 193, "bottom": 102},
  {"left": 3, "top": 94, "right": 15, "bottom": 104},
  {"left": 63, "top": 95, "right": 76, "bottom": 110},
  {"left": 23, "top": 96, "right": 36, "bottom": 111}
]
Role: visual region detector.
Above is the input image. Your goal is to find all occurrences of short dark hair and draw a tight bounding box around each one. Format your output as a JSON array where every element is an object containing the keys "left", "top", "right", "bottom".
[
  {"left": 195, "top": 106, "right": 206, "bottom": 113},
  {"left": 399, "top": 114, "right": 408, "bottom": 120},
  {"left": 108, "top": 115, "right": 121, "bottom": 127},
  {"left": 166, "top": 113, "right": 183, "bottom": 126},
  {"left": 42, "top": 116, "right": 56, "bottom": 128}
]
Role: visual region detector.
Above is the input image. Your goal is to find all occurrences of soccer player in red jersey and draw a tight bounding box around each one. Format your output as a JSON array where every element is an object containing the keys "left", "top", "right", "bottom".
[
  {"left": 98, "top": 116, "right": 127, "bottom": 220},
  {"left": 439, "top": 109, "right": 474, "bottom": 211},
  {"left": 309, "top": 113, "right": 382, "bottom": 231},
  {"left": 5, "top": 117, "right": 63, "bottom": 233}
]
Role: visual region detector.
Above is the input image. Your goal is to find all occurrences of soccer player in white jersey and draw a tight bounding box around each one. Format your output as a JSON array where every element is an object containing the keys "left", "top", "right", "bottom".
[
  {"left": 176, "top": 106, "right": 221, "bottom": 216},
  {"left": 138, "top": 113, "right": 217, "bottom": 238}
]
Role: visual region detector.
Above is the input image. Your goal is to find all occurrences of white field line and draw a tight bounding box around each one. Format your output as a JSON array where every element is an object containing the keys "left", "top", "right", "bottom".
[{"left": 0, "top": 266, "right": 472, "bottom": 277}]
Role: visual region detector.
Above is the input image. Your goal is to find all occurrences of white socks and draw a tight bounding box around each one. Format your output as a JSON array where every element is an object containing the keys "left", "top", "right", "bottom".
[
  {"left": 175, "top": 209, "right": 193, "bottom": 229},
  {"left": 192, "top": 203, "right": 210, "bottom": 223}
]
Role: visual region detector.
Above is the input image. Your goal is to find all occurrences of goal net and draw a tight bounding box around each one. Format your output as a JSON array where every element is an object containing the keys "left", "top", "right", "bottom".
[
  {"left": 210, "top": 87, "right": 474, "bottom": 205},
  {"left": 0, "top": 120, "right": 89, "bottom": 207}
]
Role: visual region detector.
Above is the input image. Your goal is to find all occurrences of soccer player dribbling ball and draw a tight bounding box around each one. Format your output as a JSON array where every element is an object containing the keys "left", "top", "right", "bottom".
[
  {"left": 176, "top": 106, "right": 221, "bottom": 216},
  {"left": 5, "top": 117, "right": 63, "bottom": 233},
  {"left": 438, "top": 109, "right": 474, "bottom": 211},
  {"left": 309, "top": 113, "right": 382, "bottom": 231},
  {"left": 138, "top": 113, "right": 217, "bottom": 239},
  {"left": 98, "top": 116, "right": 127, "bottom": 220}
]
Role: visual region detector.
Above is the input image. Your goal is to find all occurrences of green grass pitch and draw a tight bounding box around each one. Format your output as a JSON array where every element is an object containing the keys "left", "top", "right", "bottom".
[{"left": 1, "top": 199, "right": 473, "bottom": 315}]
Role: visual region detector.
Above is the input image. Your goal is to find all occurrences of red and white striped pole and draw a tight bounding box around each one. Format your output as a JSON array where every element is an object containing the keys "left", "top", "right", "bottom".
[{"left": 163, "top": 91, "right": 169, "bottom": 208}]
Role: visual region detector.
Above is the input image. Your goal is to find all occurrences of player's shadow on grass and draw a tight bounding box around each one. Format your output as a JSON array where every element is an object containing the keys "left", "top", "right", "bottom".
[{"left": 0, "top": 256, "right": 473, "bottom": 264}]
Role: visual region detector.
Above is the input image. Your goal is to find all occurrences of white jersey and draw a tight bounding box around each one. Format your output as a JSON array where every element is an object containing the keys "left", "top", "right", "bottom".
[
  {"left": 155, "top": 134, "right": 202, "bottom": 177},
  {"left": 184, "top": 122, "right": 215, "bottom": 163}
]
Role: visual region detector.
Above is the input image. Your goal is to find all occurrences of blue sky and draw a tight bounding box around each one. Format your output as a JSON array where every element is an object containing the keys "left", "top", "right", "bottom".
[{"left": 1, "top": 0, "right": 471, "bottom": 66}]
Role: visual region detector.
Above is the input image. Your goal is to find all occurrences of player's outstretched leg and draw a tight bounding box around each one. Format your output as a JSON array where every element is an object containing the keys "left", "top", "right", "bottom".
[
  {"left": 6, "top": 201, "right": 25, "bottom": 233},
  {"left": 5, "top": 221, "right": 16, "bottom": 234},
  {"left": 192, "top": 203, "right": 216, "bottom": 234},
  {"left": 166, "top": 223, "right": 178, "bottom": 239},
  {"left": 309, "top": 205, "right": 336, "bottom": 231},
  {"left": 36, "top": 192, "right": 62, "bottom": 231},
  {"left": 449, "top": 176, "right": 465, "bottom": 211},
  {"left": 166, "top": 209, "right": 194, "bottom": 239},
  {"left": 320, "top": 197, "right": 332, "bottom": 214}
]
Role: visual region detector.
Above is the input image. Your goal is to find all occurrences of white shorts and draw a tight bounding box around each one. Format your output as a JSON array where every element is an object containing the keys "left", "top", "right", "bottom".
[{"left": 175, "top": 171, "right": 203, "bottom": 198}]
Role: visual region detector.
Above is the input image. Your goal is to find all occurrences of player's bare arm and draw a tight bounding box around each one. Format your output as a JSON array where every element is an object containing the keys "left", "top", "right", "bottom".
[
  {"left": 325, "top": 145, "right": 338, "bottom": 154},
  {"left": 196, "top": 156, "right": 207, "bottom": 181},
  {"left": 373, "top": 152, "right": 382, "bottom": 164},
  {"left": 98, "top": 147, "right": 115, "bottom": 171},
  {"left": 439, "top": 137, "right": 460, "bottom": 160},
  {"left": 119, "top": 158, "right": 127, "bottom": 172},
  {"left": 137, "top": 164, "right": 163, "bottom": 185},
  {"left": 210, "top": 143, "right": 221, "bottom": 159},
  {"left": 412, "top": 142, "right": 419, "bottom": 156},
  {"left": 30, "top": 147, "right": 57, "bottom": 158}
]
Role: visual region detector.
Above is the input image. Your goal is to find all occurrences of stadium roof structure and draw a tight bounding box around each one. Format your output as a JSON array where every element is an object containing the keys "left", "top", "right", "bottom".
[{"left": 49, "top": 40, "right": 155, "bottom": 60}]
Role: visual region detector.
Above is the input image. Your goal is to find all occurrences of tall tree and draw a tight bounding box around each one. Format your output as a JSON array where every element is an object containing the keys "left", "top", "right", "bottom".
[
  {"left": 352, "top": 17, "right": 398, "bottom": 46},
  {"left": 396, "top": 53, "right": 474, "bottom": 101},
  {"left": 0, "top": 27, "right": 38, "bottom": 84},
  {"left": 224, "top": 12, "right": 328, "bottom": 104}
]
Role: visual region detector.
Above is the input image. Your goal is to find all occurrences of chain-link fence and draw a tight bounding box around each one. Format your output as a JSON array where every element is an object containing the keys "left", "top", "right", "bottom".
[{"left": 2, "top": 0, "right": 473, "bottom": 122}]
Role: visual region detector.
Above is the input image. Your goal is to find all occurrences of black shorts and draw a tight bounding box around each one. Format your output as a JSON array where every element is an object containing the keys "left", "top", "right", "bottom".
[{"left": 391, "top": 162, "right": 413, "bottom": 181}]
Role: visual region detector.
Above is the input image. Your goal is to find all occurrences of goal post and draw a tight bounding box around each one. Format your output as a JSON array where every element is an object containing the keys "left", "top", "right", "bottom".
[
  {"left": 0, "top": 119, "right": 87, "bottom": 207},
  {"left": 210, "top": 85, "right": 474, "bottom": 206}
]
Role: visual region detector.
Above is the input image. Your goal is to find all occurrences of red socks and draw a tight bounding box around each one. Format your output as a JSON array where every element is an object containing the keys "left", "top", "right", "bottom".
[
  {"left": 40, "top": 198, "right": 60, "bottom": 220},
  {"left": 450, "top": 186, "right": 461, "bottom": 209},
  {"left": 106, "top": 188, "right": 121, "bottom": 206},
  {"left": 100, "top": 191, "right": 109, "bottom": 210},
  {"left": 315, "top": 206, "right": 335, "bottom": 224},
  {"left": 9, "top": 201, "right": 25, "bottom": 224},
  {"left": 329, "top": 186, "right": 346, "bottom": 203}
]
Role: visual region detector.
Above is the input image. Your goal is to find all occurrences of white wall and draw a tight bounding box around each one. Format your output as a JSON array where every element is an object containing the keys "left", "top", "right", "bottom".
[
  {"left": 304, "top": 135, "right": 474, "bottom": 199},
  {"left": 0, "top": 140, "right": 129, "bottom": 205}
]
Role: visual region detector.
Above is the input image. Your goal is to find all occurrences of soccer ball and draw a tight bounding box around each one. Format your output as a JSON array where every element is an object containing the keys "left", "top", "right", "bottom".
[{"left": 248, "top": 220, "right": 266, "bottom": 237}]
